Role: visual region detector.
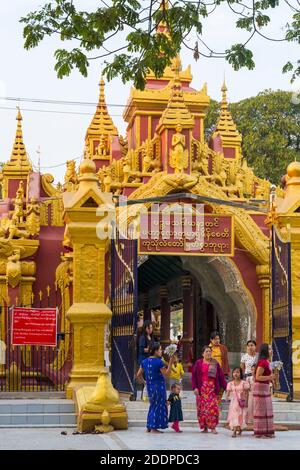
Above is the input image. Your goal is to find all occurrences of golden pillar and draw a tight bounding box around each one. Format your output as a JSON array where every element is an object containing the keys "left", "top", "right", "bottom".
[
  {"left": 291, "top": 240, "right": 300, "bottom": 397},
  {"left": 63, "top": 158, "right": 127, "bottom": 430},
  {"left": 274, "top": 162, "right": 300, "bottom": 398},
  {"left": 256, "top": 264, "right": 271, "bottom": 344}
]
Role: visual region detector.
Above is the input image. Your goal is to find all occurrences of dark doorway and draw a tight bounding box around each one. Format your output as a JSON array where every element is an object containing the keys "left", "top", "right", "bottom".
[{"left": 193, "top": 279, "right": 219, "bottom": 360}]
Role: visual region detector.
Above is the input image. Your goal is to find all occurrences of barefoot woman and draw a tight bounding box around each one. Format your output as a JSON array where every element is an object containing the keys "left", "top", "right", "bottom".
[
  {"left": 192, "top": 345, "right": 227, "bottom": 434},
  {"left": 137, "top": 342, "right": 174, "bottom": 433},
  {"left": 253, "top": 343, "right": 275, "bottom": 438}
]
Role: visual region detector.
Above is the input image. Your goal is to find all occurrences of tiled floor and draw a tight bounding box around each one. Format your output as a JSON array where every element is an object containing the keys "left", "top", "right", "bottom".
[{"left": 0, "top": 426, "right": 299, "bottom": 450}]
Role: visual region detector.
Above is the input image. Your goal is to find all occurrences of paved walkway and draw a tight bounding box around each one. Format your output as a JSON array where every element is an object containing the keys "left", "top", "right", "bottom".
[{"left": 0, "top": 427, "right": 299, "bottom": 450}]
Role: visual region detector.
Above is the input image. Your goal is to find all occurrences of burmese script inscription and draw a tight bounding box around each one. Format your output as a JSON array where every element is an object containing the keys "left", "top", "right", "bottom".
[{"left": 138, "top": 213, "right": 234, "bottom": 256}]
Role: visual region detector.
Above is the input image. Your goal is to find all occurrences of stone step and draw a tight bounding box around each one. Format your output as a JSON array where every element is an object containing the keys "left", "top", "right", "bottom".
[
  {"left": 0, "top": 400, "right": 75, "bottom": 414},
  {"left": 0, "top": 424, "right": 77, "bottom": 429},
  {"left": 0, "top": 399, "right": 76, "bottom": 427},
  {"left": 0, "top": 413, "right": 76, "bottom": 426},
  {"left": 0, "top": 392, "right": 66, "bottom": 399}
]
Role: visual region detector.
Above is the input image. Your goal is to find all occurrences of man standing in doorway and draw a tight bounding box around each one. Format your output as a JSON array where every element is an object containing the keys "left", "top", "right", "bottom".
[{"left": 209, "top": 331, "right": 230, "bottom": 379}]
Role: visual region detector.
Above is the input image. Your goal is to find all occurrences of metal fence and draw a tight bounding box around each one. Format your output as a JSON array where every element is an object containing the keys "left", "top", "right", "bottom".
[{"left": 0, "top": 306, "right": 72, "bottom": 392}]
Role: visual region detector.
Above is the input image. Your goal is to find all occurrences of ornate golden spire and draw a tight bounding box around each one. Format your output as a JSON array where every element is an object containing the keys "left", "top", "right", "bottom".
[
  {"left": 157, "top": 57, "right": 194, "bottom": 130},
  {"left": 213, "top": 80, "right": 241, "bottom": 144},
  {"left": 3, "top": 108, "right": 32, "bottom": 173},
  {"left": 86, "top": 78, "right": 118, "bottom": 140},
  {"left": 156, "top": 0, "right": 170, "bottom": 37}
]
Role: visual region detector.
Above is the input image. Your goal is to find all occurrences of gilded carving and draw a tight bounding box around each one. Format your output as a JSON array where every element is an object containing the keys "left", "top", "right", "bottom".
[
  {"left": 75, "top": 244, "right": 101, "bottom": 303},
  {"left": 12, "top": 181, "right": 25, "bottom": 224},
  {"left": 64, "top": 160, "right": 78, "bottom": 192},
  {"left": 7, "top": 218, "right": 30, "bottom": 240},
  {"left": 80, "top": 326, "right": 99, "bottom": 363},
  {"left": 25, "top": 197, "right": 41, "bottom": 236},
  {"left": 211, "top": 152, "right": 227, "bottom": 187},
  {"left": 6, "top": 248, "right": 21, "bottom": 288},
  {"left": 120, "top": 172, "right": 269, "bottom": 266},
  {"left": 169, "top": 124, "right": 189, "bottom": 174}
]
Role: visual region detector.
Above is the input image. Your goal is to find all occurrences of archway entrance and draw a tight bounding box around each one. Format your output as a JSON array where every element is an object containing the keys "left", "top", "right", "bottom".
[{"left": 137, "top": 253, "right": 257, "bottom": 370}]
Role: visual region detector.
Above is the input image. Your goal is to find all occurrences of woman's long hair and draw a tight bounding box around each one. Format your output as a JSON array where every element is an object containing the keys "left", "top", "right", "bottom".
[
  {"left": 141, "top": 320, "right": 153, "bottom": 337},
  {"left": 258, "top": 343, "right": 270, "bottom": 361},
  {"left": 150, "top": 342, "right": 161, "bottom": 356}
]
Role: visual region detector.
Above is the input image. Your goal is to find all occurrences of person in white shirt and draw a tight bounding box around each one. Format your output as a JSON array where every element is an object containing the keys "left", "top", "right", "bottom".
[{"left": 240, "top": 340, "right": 258, "bottom": 378}]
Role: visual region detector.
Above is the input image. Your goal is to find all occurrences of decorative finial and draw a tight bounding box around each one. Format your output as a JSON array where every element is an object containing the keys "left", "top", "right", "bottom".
[
  {"left": 16, "top": 106, "right": 22, "bottom": 122},
  {"left": 212, "top": 79, "right": 242, "bottom": 147},
  {"left": 2, "top": 107, "right": 32, "bottom": 174},
  {"left": 160, "top": 0, "right": 170, "bottom": 11},
  {"left": 171, "top": 56, "right": 182, "bottom": 81},
  {"left": 36, "top": 146, "right": 41, "bottom": 173},
  {"left": 158, "top": 56, "right": 194, "bottom": 130},
  {"left": 85, "top": 75, "right": 118, "bottom": 156},
  {"left": 157, "top": 0, "right": 171, "bottom": 37},
  {"left": 221, "top": 79, "right": 228, "bottom": 107}
]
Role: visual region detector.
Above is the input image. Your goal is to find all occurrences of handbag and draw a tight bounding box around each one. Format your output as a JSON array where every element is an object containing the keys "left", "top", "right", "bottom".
[
  {"left": 141, "top": 384, "right": 148, "bottom": 402},
  {"left": 234, "top": 384, "right": 247, "bottom": 409}
]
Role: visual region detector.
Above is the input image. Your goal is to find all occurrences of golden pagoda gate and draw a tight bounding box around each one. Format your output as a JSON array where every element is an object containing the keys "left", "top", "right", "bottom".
[
  {"left": 110, "top": 192, "right": 294, "bottom": 399},
  {"left": 271, "top": 226, "right": 293, "bottom": 400}
]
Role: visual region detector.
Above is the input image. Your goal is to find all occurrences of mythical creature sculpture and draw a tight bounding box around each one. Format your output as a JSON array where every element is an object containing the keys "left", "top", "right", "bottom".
[
  {"left": 6, "top": 248, "right": 21, "bottom": 288},
  {"left": 255, "top": 178, "right": 270, "bottom": 201},
  {"left": 55, "top": 253, "right": 73, "bottom": 291},
  {"left": 225, "top": 161, "right": 244, "bottom": 198},
  {"left": 8, "top": 217, "right": 30, "bottom": 240},
  {"left": 96, "top": 135, "right": 109, "bottom": 157},
  {"left": 211, "top": 152, "right": 227, "bottom": 187},
  {"left": 122, "top": 154, "right": 132, "bottom": 184},
  {"left": 240, "top": 159, "right": 255, "bottom": 197},
  {"left": 170, "top": 124, "right": 189, "bottom": 174},
  {"left": 119, "top": 135, "right": 128, "bottom": 159},
  {"left": 64, "top": 160, "right": 78, "bottom": 191},
  {"left": 103, "top": 167, "right": 113, "bottom": 193},
  {"left": 25, "top": 197, "right": 41, "bottom": 236},
  {"left": 12, "top": 181, "right": 25, "bottom": 224},
  {"left": 192, "top": 142, "right": 209, "bottom": 176}
]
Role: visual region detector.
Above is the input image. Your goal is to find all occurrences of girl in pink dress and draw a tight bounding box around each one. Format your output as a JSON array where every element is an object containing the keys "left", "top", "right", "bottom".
[{"left": 226, "top": 367, "right": 250, "bottom": 437}]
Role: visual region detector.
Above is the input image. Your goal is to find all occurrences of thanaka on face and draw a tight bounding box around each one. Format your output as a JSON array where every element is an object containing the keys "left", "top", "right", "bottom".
[
  {"left": 212, "top": 336, "right": 220, "bottom": 346},
  {"left": 203, "top": 348, "right": 212, "bottom": 361}
]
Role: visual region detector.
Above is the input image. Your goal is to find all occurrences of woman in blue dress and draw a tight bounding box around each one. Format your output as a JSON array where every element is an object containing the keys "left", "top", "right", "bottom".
[{"left": 137, "top": 342, "right": 175, "bottom": 433}]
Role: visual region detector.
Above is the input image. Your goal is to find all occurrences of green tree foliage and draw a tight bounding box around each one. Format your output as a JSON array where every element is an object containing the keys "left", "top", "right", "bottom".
[
  {"left": 205, "top": 90, "right": 300, "bottom": 184},
  {"left": 20, "top": 1, "right": 300, "bottom": 89}
]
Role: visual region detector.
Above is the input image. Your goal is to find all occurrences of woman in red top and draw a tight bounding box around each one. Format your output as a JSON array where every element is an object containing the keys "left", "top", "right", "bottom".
[
  {"left": 253, "top": 343, "right": 276, "bottom": 438},
  {"left": 192, "top": 345, "right": 227, "bottom": 434}
]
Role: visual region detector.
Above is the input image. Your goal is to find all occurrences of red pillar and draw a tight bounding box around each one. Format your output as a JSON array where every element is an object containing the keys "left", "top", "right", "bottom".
[
  {"left": 182, "top": 276, "right": 193, "bottom": 366},
  {"left": 160, "top": 286, "right": 170, "bottom": 345}
]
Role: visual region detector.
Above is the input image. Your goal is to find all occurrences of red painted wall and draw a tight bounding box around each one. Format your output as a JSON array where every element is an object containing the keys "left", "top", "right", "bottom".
[
  {"left": 8, "top": 178, "right": 27, "bottom": 199},
  {"left": 140, "top": 116, "right": 148, "bottom": 144},
  {"left": 33, "top": 226, "right": 64, "bottom": 313}
]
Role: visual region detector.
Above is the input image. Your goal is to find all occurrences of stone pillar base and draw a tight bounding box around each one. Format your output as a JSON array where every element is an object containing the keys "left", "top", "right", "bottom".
[{"left": 74, "top": 370, "right": 128, "bottom": 432}]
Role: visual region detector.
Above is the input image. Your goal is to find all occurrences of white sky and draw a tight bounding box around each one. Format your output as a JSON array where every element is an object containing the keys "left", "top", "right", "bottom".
[{"left": 0, "top": 0, "right": 299, "bottom": 183}]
